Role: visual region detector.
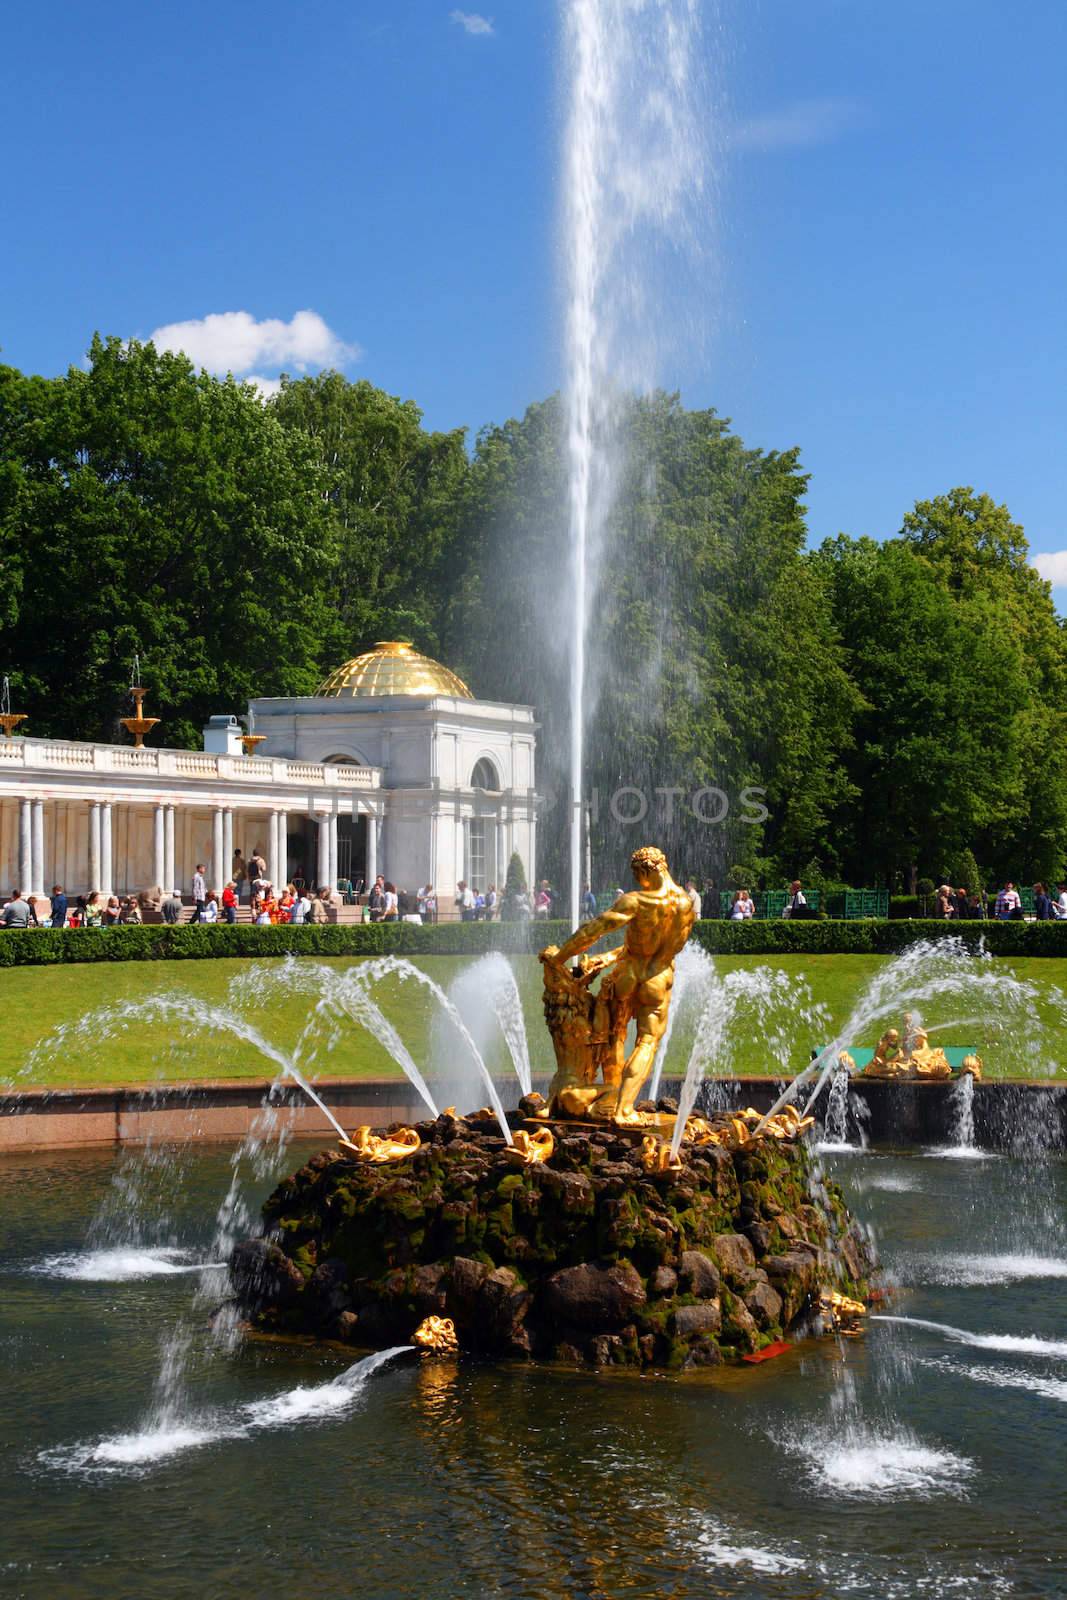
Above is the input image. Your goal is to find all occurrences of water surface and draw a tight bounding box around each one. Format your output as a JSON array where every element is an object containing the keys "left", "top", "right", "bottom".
[{"left": 3, "top": 1142, "right": 1065, "bottom": 1598}]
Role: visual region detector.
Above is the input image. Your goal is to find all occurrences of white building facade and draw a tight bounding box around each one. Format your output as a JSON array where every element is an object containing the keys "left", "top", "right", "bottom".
[
  {"left": 0, "top": 643, "right": 537, "bottom": 904},
  {"left": 248, "top": 641, "right": 538, "bottom": 897}
]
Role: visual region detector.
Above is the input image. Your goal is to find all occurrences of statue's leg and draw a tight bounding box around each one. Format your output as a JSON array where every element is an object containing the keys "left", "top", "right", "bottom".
[{"left": 613, "top": 976, "right": 671, "bottom": 1122}]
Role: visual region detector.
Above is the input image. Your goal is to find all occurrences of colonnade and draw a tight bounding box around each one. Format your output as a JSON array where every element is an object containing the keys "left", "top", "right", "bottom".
[{"left": 11, "top": 798, "right": 382, "bottom": 900}]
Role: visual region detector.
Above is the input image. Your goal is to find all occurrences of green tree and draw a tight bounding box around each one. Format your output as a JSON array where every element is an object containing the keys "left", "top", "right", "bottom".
[
  {"left": 0, "top": 336, "right": 337, "bottom": 744},
  {"left": 818, "top": 488, "right": 1067, "bottom": 887},
  {"left": 446, "top": 392, "right": 857, "bottom": 888},
  {"left": 273, "top": 372, "right": 469, "bottom": 656},
  {"left": 501, "top": 850, "right": 528, "bottom": 920}
]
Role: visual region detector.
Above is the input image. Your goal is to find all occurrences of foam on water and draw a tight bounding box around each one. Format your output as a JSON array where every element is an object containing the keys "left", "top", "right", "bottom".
[
  {"left": 31, "top": 1248, "right": 224, "bottom": 1282},
  {"left": 241, "top": 1346, "right": 411, "bottom": 1429},
  {"left": 864, "top": 1171, "right": 920, "bottom": 1192},
  {"left": 90, "top": 1423, "right": 236, "bottom": 1465},
  {"left": 688, "top": 1516, "right": 804, "bottom": 1575},
  {"left": 43, "top": 1420, "right": 239, "bottom": 1474},
  {"left": 922, "top": 1145, "right": 993, "bottom": 1162},
  {"left": 874, "top": 1315, "right": 1067, "bottom": 1359},
  {"left": 944, "top": 1361, "right": 1067, "bottom": 1406},
  {"left": 811, "top": 1433, "right": 974, "bottom": 1497},
  {"left": 42, "top": 1347, "right": 412, "bottom": 1475},
  {"left": 905, "top": 1253, "right": 1067, "bottom": 1287}
]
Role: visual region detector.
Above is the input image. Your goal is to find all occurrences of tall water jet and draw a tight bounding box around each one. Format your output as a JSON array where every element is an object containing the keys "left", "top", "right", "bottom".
[{"left": 560, "top": 0, "right": 704, "bottom": 923}]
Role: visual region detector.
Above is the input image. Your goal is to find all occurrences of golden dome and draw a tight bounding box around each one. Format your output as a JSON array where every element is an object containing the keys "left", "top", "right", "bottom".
[{"left": 315, "top": 641, "right": 473, "bottom": 700}]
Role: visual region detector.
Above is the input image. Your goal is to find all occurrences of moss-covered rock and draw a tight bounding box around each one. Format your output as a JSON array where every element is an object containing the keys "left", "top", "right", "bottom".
[{"left": 230, "top": 1110, "right": 876, "bottom": 1368}]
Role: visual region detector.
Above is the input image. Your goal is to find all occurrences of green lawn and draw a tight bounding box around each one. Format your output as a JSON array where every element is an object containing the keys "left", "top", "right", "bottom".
[{"left": 3, "top": 953, "right": 1065, "bottom": 1091}]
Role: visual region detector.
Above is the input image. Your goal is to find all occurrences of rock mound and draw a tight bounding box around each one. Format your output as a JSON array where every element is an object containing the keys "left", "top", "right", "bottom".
[{"left": 231, "top": 1112, "right": 873, "bottom": 1369}]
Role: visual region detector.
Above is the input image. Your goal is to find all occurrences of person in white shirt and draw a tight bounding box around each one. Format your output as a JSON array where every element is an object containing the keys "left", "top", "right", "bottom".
[
  {"left": 190, "top": 865, "right": 206, "bottom": 922},
  {"left": 203, "top": 891, "right": 219, "bottom": 923},
  {"left": 995, "top": 882, "right": 1022, "bottom": 920},
  {"left": 685, "top": 880, "right": 703, "bottom": 919},
  {"left": 782, "top": 881, "right": 806, "bottom": 918},
  {"left": 1053, "top": 883, "right": 1067, "bottom": 920}
]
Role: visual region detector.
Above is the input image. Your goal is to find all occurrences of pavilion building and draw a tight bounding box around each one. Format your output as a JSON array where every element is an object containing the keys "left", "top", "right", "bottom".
[{"left": 0, "top": 642, "right": 538, "bottom": 909}]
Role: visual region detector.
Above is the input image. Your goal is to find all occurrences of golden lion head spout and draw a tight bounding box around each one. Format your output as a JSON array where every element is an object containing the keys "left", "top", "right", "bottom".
[{"left": 413, "top": 1315, "right": 459, "bottom": 1355}]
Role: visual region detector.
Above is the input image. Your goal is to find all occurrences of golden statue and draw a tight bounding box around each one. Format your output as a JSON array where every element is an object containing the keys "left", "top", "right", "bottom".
[
  {"left": 863, "top": 1017, "right": 976, "bottom": 1080},
  {"left": 908, "top": 1027, "right": 952, "bottom": 1079},
  {"left": 340, "top": 1125, "right": 421, "bottom": 1162},
  {"left": 864, "top": 1028, "right": 910, "bottom": 1079},
  {"left": 413, "top": 1315, "right": 459, "bottom": 1354},
  {"left": 539, "top": 844, "right": 694, "bottom": 1123},
  {"left": 509, "top": 1128, "right": 555, "bottom": 1165}
]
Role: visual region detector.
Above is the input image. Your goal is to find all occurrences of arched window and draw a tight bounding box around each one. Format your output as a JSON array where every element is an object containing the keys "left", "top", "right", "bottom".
[{"left": 470, "top": 757, "right": 500, "bottom": 791}]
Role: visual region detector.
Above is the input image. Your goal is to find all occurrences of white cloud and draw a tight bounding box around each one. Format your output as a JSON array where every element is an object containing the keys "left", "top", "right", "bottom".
[
  {"left": 450, "top": 10, "right": 494, "bottom": 36},
  {"left": 730, "top": 97, "right": 864, "bottom": 153},
  {"left": 244, "top": 374, "right": 283, "bottom": 400},
  {"left": 147, "top": 309, "right": 358, "bottom": 377},
  {"left": 1033, "top": 551, "right": 1067, "bottom": 587}
]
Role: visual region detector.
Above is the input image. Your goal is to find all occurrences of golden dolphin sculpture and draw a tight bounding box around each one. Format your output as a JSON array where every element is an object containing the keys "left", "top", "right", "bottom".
[{"left": 340, "top": 1125, "right": 421, "bottom": 1163}]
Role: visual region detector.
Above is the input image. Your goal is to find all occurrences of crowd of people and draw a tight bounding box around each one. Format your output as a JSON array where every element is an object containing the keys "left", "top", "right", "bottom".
[
  {"left": 935, "top": 880, "right": 1067, "bottom": 921},
  {"left": 6, "top": 862, "right": 1067, "bottom": 930}
]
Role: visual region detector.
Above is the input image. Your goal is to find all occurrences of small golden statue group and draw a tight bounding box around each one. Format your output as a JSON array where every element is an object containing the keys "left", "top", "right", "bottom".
[
  {"left": 638, "top": 1105, "right": 815, "bottom": 1173},
  {"left": 863, "top": 1017, "right": 982, "bottom": 1081},
  {"left": 819, "top": 1288, "right": 866, "bottom": 1334}
]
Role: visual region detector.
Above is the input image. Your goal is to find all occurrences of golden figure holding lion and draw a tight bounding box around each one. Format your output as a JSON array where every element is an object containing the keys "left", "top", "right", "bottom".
[{"left": 539, "top": 844, "right": 694, "bottom": 1123}]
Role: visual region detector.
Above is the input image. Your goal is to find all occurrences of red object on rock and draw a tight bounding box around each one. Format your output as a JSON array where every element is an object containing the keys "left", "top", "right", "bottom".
[{"left": 742, "top": 1340, "right": 791, "bottom": 1364}]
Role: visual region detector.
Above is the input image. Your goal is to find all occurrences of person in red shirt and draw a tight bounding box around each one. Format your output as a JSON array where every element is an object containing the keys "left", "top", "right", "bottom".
[{"left": 221, "top": 881, "right": 238, "bottom": 924}]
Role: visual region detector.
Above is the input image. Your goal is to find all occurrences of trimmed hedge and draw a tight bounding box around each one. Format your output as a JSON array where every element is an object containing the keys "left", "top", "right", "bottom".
[
  {"left": 0, "top": 920, "right": 578, "bottom": 967},
  {"left": 690, "top": 919, "right": 1067, "bottom": 957},
  {"left": 1, "top": 916, "right": 1066, "bottom": 966}
]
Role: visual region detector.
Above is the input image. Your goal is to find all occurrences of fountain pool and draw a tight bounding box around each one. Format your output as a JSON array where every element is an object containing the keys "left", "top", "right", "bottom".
[{"left": 4, "top": 1140, "right": 1066, "bottom": 1597}]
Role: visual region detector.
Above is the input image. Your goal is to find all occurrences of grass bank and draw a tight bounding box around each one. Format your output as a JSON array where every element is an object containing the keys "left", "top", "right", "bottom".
[{"left": 3, "top": 953, "right": 1065, "bottom": 1091}]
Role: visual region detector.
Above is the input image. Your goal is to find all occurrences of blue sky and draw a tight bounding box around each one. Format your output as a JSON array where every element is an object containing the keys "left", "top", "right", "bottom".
[{"left": 3, "top": 0, "right": 1066, "bottom": 590}]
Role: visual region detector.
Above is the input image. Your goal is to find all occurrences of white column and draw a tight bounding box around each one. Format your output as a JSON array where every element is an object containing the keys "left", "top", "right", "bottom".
[
  {"left": 327, "top": 812, "right": 338, "bottom": 890},
  {"left": 18, "top": 799, "right": 32, "bottom": 895},
  {"left": 100, "top": 802, "right": 113, "bottom": 898},
  {"left": 222, "top": 810, "right": 233, "bottom": 887},
  {"left": 317, "top": 814, "right": 329, "bottom": 888},
  {"left": 31, "top": 798, "right": 45, "bottom": 896},
  {"left": 153, "top": 805, "right": 165, "bottom": 890},
  {"left": 163, "top": 805, "right": 176, "bottom": 894},
  {"left": 271, "top": 811, "right": 287, "bottom": 886},
  {"left": 212, "top": 808, "right": 224, "bottom": 892},
  {"left": 365, "top": 811, "right": 378, "bottom": 888},
  {"left": 88, "top": 802, "right": 101, "bottom": 892}
]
